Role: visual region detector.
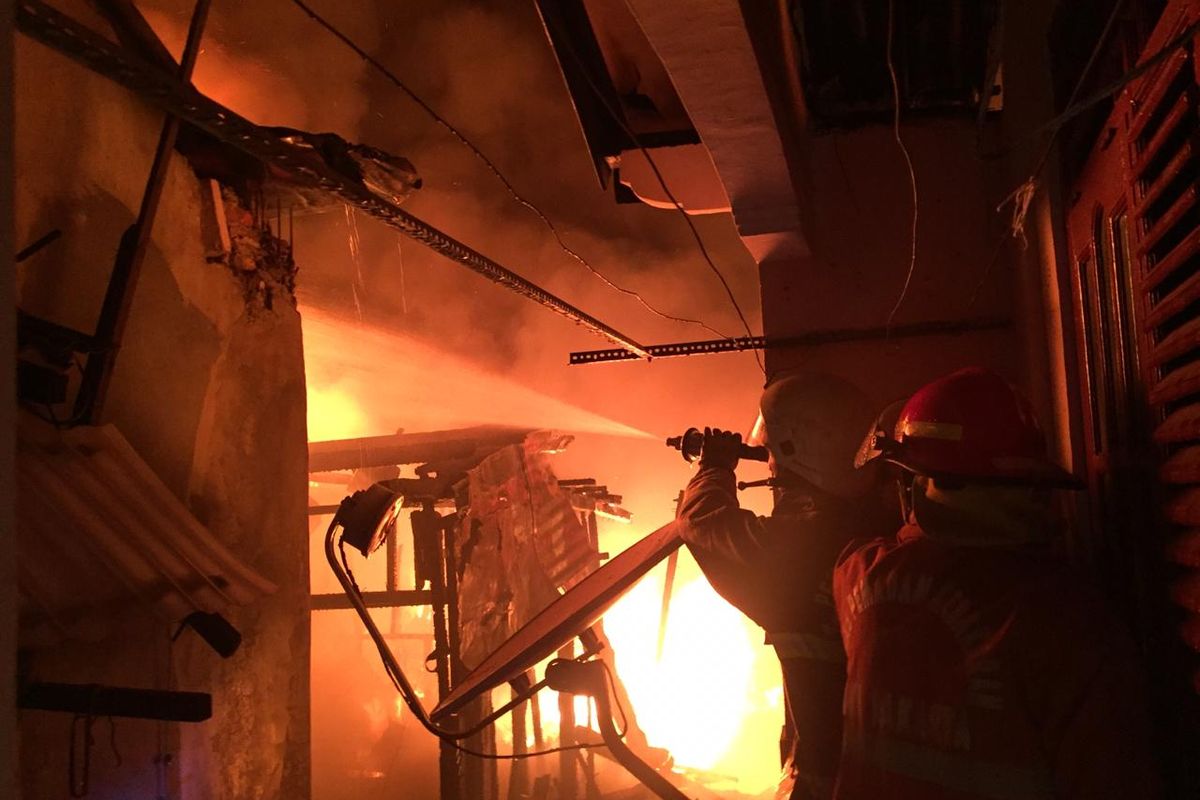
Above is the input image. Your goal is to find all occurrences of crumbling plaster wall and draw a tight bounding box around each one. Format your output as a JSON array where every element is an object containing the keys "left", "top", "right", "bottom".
[{"left": 14, "top": 22, "right": 309, "bottom": 800}]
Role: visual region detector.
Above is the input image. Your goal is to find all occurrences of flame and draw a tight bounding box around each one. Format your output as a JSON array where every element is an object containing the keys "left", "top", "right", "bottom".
[
  {"left": 308, "top": 383, "right": 372, "bottom": 441},
  {"left": 304, "top": 313, "right": 781, "bottom": 795},
  {"left": 603, "top": 569, "right": 781, "bottom": 793}
]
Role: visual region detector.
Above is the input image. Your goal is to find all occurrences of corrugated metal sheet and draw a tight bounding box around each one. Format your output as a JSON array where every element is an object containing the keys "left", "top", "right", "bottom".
[
  {"left": 17, "top": 420, "right": 275, "bottom": 645},
  {"left": 455, "top": 436, "right": 599, "bottom": 670}
]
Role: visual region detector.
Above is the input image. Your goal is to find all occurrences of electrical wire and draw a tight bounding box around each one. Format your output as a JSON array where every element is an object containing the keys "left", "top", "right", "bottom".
[
  {"left": 969, "top": 0, "right": 1129, "bottom": 306},
  {"left": 543, "top": 9, "right": 766, "bottom": 373},
  {"left": 600, "top": 659, "right": 629, "bottom": 737},
  {"left": 990, "top": 12, "right": 1200, "bottom": 160},
  {"left": 289, "top": 0, "right": 729, "bottom": 341},
  {"left": 334, "top": 524, "right": 620, "bottom": 762},
  {"left": 883, "top": 0, "right": 919, "bottom": 333},
  {"left": 1018, "top": 0, "right": 1128, "bottom": 205}
]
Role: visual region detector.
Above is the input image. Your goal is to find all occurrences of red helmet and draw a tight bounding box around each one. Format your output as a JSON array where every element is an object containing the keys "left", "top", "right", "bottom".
[{"left": 861, "top": 367, "right": 1082, "bottom": 488}]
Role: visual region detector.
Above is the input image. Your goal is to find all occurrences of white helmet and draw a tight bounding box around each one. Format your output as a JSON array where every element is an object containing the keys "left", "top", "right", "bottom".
[{"left": 748, "top": 372, "right": 877, "bottom": 499}]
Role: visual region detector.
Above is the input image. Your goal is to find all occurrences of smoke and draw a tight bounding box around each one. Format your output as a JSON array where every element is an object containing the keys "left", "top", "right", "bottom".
[
  {"left": 136, "top": 1, "right": 779, "bottom": 795},
  {"left": 139, "top": 0, "right": 385, "bottom": 136},
  {"left": 137, "top": 0, "right": 765, "bottom": 440}
]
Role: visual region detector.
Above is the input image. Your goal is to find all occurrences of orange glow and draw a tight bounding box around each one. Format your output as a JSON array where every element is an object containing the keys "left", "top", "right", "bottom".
[
  {"left": 304, "top": 308, "right": 780, "bottom": 796},
  {"left": 307, "top": 384, "right": 372, "bottom": 442},
  {"left": 301, "top": 306, "right": 656, "bottom": 440},
  {"left": 603, "top": 565, "right": 782, "bottom": 794}
]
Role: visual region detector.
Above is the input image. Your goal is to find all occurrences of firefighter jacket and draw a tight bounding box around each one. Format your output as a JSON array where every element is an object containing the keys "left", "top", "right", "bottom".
[
  {"left": 678, "top": 465, "right": 889, "bottom": 800},
  {"left": 832, "top": 523, "right": 1160, "bottom": 800}
]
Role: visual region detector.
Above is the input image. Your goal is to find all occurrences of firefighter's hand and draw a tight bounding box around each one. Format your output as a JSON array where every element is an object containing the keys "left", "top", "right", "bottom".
[{"left": 699, "top": 427, "right": 742, "bottom": 470}]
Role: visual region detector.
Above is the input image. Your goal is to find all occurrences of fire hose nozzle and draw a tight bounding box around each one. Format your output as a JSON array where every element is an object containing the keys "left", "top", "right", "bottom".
[{"left": 665, "top": 427, "right": 769, "bottom": 464}]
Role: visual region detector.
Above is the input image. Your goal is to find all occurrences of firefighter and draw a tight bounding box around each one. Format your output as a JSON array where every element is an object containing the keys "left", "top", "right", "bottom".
[
  {"left": 836, "top": 366, "right": 1159, "bottom": 799},
  {"left": 676, "top": 372, "right": 893, "bottom": 800}
]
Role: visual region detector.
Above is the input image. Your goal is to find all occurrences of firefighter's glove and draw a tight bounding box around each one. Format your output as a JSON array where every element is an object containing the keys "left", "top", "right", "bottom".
[{"left": 699, "top": 427, "right": 742, "bottom": 471}]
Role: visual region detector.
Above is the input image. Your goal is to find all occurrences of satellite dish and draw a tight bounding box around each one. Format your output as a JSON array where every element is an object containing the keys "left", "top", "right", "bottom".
[{"left": 432, "top": 521, "right": 683, "bottom": 721}]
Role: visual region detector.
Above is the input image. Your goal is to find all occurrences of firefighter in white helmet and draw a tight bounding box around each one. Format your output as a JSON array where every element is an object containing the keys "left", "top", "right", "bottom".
[{"left": 676, "top": 372, "right": 895, "bottom": 800}]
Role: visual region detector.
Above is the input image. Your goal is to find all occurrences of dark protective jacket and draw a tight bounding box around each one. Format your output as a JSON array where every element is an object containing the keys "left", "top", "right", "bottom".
[
  {"left": 832, "top": 523, "right": 1160, "bottom": 800},
  {"left": 677, "top": 465, "right": 889, "bottom": 800}
]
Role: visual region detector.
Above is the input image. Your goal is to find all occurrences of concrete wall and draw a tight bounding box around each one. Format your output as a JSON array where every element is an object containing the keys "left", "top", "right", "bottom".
[
  {"left": 13, "top": 24, "right": 309, "bottom": 800},
  {"left": 747, "top": 2, "right": 1072, "bottom": 440},
  {"left": 763, "top": 119, "right": 1022, "bottom": 412}
]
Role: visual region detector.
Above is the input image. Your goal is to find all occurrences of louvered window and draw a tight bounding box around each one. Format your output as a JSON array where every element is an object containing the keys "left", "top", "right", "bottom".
[{"left": 1066, "top": 0, "right": 1200, "bottom": 690}]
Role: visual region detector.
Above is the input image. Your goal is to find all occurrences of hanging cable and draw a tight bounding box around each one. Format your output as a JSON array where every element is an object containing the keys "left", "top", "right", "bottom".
[
  {"left": 330, "top": 519, "right": 621, "bottom": 762},
  {"left": 969, "top": 0, "right": 1130, "bottom": 306},
  {"left": 543, "top": 10, "right": 766, "bottom": 373},
  {"left": 1003, "top": 0, "right": 1127, "bottom": 241},
  {"left": 884, "top": 0, "right": 920, "bottom": 332},
  {"left": 290, "top": 0, "right": 730, "bottom": 341},
  {"left": 988, "top": 10, "right": 1200, "bottom": 160}
]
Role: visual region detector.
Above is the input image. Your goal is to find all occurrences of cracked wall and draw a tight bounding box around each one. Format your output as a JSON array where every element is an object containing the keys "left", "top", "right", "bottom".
[{"left": 14, "top": 19, "right": 309, "bottom": 800}]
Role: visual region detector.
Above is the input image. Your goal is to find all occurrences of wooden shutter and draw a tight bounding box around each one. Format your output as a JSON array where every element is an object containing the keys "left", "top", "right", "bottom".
[
  {"left": 1066, "top": 0, "right": 1200, "bottom": 688},
  {"left": 1129, "top": 1, "right": 1200, "bottom": 687}
]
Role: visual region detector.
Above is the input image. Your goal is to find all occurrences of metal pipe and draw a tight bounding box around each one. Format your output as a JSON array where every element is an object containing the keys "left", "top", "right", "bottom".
[
  {"left": 16, "top": 0, "right": 650, "bottom": 359},
  {"left": 546, "top": 660, "right": 687, "bottom": 800}
]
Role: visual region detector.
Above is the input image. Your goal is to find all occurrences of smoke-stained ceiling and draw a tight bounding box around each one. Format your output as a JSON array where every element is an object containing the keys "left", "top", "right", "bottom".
[{"left": 134, "top": 0, "right": 760, "bottom": 370}]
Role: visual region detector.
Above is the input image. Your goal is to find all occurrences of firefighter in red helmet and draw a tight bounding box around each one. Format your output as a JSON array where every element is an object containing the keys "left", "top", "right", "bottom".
[
  {"left": 835, "top": 367, "right": 1159, "bottom": 799},
  {"left": 675, "top": 372, "right": 895, "bottom": 800}
]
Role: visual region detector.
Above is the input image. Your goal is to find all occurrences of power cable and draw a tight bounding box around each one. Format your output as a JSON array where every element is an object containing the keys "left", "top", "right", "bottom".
[
  {"left": 969, "top": 0, "right": 1129, "bottom": 306},
  {"left": 290, "top": 0, "right": 729, "bottom": 341},
  {"left": 1015, "top": 0, "right": 1128, "bottom": 215},
  {"left": 991, "top": 12, "right": 1200, "bottom": 160},
  {"left": 336, "top": 526, "right": 620, "bottom": 762},
  {"left": 543, "top": 8, "right": 766, "bottom": 373},
  {"left": 884, "top": 0, "right": 920, "bottom": 333}
]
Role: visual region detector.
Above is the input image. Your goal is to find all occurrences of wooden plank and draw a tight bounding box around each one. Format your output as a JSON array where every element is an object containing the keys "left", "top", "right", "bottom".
[
  {"left": 1172, "top": 570, "right": 1200, "bottom": 614},
  {"left": 1137, "top": 185, "right": 1198, "bottom": 262},
  {"left": 1180, "top": 613, "right": 1200, "bottom": 651},
  {"left": 1130, "top": 92, "right": 1192, "bottom": 175},
  {"left": 1143, "top": 225, "right": 1200, "bottom": 294},
  {"left": 1150, "top": 359, "right": 1200, "bottom": 405},
  {"left": 1162, "top": 445, "right": 1200, "bottom": 483},
  {"left": 20, "top": 683, "right": 212, "bottom": 722},
  {"left": 1133, "top": 141, "right": 1193, "bottom": 218},
  {"left": 1167, "top": 529, "right": 1200, "bottom": 566},
  {"left": 1155, "top": 403, "right": 1200, "bottom": 443},
  {"left": 1147, "top": 315, "right": 1200, "bottom": 367},
  {"left": 310, "top": 590, "right": 431, "bottom": 610},
  {"left": 1145, "top": 261, "right": 1200, "bottom": 330},
  {"left": 1129, "top": 48, "right": 1189, "bottom": 143},
  {"left": 308, "top": 426, "right": 532, "bottom": 472},
  {"left": 1165, "top": 486, "right": 1200, "bottom": 526}
]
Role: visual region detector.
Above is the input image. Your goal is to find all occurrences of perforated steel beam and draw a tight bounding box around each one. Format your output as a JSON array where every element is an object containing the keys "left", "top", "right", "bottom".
[{"left": 569, "top": 316, "right": 1010, "bottom": 365}]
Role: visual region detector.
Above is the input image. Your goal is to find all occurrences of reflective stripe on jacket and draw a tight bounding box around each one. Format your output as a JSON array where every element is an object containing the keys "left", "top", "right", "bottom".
[{"left": 832, "top": 524, "right": 1160, "bottom": 800}]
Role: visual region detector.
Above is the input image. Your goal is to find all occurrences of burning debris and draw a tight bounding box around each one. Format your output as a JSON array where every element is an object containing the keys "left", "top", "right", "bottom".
[{"left": 213, "top": 188, "right": 298, "bottom": 312}]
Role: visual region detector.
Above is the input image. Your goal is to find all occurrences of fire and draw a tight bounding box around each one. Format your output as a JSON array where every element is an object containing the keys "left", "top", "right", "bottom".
[
  {"left": 603, "top": 563, "right": 782, "bottom": 794},
  {"left": 304, "top": 311, "right": 782, "bottom": 795},
  {"left": 606, "top": 576, "right": 756, "bottom": 766},
  {"left": 307, "top": 383, "right": 371, "bottom": 441}
]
